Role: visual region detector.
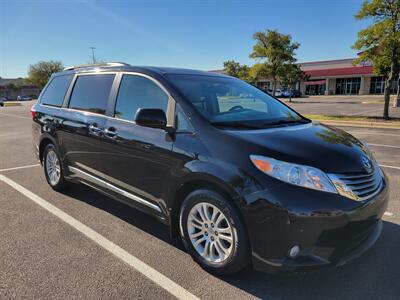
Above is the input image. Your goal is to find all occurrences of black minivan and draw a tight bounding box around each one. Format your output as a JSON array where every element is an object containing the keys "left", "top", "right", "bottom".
[{"left": 32, "top": 62, "right": 389, "bottom": 275}]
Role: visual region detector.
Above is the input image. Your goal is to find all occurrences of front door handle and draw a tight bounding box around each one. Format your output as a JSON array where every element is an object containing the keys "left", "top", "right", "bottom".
[
  {"left": 104, "top": 127, "right": 118, "bottom": 139},
  {"left": 88, "top": 123, "right": 103, "bottom": 136}
]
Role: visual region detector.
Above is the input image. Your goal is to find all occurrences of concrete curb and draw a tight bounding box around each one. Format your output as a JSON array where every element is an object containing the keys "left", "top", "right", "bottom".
[
  {"left": 312, "top": 119, "right": 400, "bottom": 129},
  {"left": 3, "top": 102, "right": 22, "bottom": 107}
]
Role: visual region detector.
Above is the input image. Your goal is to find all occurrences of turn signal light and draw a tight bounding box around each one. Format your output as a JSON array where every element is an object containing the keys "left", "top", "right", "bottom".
[{"left": 250, "top": 157, "right": 271, "bottom": 173}]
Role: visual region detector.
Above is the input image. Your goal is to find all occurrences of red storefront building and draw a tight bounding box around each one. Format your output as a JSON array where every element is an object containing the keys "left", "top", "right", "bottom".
[{"left": 256, "top": 58, "right": 398, "bottom": 96}]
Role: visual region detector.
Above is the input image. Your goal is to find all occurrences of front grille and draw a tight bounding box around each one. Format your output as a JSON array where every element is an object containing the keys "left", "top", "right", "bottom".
[{"left": 328, "top": 168, "right": 383, "bottom": 201}]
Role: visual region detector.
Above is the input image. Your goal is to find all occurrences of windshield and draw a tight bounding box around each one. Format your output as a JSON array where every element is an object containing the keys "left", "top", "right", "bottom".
[{"left": 167, "top": 74, "right": 307, "bottom": 128}]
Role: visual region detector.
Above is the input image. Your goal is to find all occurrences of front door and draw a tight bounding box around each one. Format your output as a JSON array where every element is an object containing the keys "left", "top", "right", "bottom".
[
  {"left": 101, "top": 74, "right": 174, "bottom": 214},
  {"left": 345, "top": 81, "right": 352, "bottom": 94}
]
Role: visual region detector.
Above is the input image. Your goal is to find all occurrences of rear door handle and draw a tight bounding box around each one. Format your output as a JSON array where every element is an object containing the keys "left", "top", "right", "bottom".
[
  {"left": 104, "top": 127, "right": 118, "bottom": 139},
  {"left": 88, "top": 123, "right": 103, "bottom": 136}
]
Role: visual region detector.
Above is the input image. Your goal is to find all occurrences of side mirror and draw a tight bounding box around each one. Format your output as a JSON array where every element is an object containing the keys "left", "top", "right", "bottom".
[{"left": 135, "top": 108, "right": 167, "bottom": 130}]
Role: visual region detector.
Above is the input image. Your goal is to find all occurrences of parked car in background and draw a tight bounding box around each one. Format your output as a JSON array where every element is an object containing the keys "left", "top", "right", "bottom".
[
  {"left": 267, "top": 89, "right": 283, "bottom": 97},
  {"left": 0, "top": 97, "right": 8, "bottom": 106},
  {"left": 281, "top": 89, "right": 302, "bottom": 98},
  {"left": 17, "top": 95, "right": 33, "bottom": 101},
  {"left": 32, "top": 63, "right": 389, "bottom": 275}
]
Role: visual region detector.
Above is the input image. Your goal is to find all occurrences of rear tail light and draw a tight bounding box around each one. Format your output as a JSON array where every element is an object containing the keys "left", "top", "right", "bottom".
[{"left": 30, "top": 107, "right": 36, "bottom": 119}]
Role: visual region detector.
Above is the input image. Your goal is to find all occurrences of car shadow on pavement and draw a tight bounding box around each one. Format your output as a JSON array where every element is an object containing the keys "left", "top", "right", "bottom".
[
  {"left": 61, "top": 183, "right": 185, "bottom": 250},
  {"left": 62, "top": 184, "right": 399, "bottom": 299}
]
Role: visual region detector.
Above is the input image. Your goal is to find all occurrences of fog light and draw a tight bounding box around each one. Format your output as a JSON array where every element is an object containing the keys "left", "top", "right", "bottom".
[{"left": 288, "top": 245, "right": 300, "bottom": 258}]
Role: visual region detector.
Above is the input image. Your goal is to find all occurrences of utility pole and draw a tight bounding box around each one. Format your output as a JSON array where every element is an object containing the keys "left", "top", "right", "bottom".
[{"left": 89, "top": 47, "right": 96, "bottom": 64}]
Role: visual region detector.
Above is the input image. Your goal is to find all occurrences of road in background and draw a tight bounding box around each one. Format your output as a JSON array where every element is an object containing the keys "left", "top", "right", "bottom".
[{"left": 0, "top": 102, "right": 399, "bottom": 299}]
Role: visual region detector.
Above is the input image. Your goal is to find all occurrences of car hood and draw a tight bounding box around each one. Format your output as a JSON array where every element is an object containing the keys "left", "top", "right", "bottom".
[{"left": 226, "top": 122, "right": 372, "bottom": 174}]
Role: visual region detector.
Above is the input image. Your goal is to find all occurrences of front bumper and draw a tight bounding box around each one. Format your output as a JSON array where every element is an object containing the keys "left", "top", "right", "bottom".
[{"left": 243, "top": 175, "right": 389, "bottom": 273}]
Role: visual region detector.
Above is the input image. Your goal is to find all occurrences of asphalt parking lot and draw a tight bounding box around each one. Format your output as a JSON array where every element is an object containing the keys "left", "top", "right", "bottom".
[
  {"left": 284, "top": 95, "right": 400, "bottom": 118},
  {"left": 0, "top": 102, "right": 399, "bottom": 299}
]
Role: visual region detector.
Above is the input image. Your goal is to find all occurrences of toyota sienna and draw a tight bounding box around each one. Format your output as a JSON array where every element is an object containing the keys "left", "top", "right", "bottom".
[{"left": 31, "top": 62, "right": 389, "bottom": 275}]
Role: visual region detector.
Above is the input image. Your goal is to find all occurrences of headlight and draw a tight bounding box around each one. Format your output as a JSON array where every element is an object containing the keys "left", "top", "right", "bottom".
[{"left": 250, "top": 155, "right": 337, "bottom": 194}]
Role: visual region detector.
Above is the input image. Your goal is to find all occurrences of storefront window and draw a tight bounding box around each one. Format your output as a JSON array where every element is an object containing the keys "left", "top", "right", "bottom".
[
  {"left": 305, "top": 84, "right": 325, "bottom": 95},
  {"left": 335, "top": 78, "right": 361, "bottom": 95},
  {"left": 370, "top": 76, "right": 398, "bottom": 94}
]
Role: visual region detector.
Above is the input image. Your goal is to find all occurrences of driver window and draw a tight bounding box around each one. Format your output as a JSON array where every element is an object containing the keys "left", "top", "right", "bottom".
[{"left": 114, "top": 74, "right": 168, "bottom": 122}]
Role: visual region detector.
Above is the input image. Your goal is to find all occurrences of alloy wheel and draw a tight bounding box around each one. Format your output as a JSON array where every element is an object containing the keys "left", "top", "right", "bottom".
[
  {"left": 187, "top": 202, "right": 234, "bottom": 263},
  {"left": 45, "top": 150, "right": 61, "bottom": 186}
]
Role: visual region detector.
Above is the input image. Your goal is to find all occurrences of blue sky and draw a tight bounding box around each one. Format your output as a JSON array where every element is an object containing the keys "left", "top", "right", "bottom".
[{"left": 1, "top": 0, "right": 370, "bottom": 78}]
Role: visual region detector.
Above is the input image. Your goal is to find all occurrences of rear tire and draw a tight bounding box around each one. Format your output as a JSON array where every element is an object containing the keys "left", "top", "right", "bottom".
[
  {"left": 179, "top": 189, "right": 250, "bottom": 275},
  {"left": 43, "top": 144, "right": 68, "bottom": 191}
]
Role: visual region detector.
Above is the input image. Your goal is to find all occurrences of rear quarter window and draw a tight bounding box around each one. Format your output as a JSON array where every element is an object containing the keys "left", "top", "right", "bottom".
[
  {"left": 41, "top": 75, "right": 73, "bottom": 107},
  {"left": 68, "top": 74, "right": 115, "bottom": 115}
]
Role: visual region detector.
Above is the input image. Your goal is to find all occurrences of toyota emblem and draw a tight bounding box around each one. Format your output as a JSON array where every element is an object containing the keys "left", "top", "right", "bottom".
[{"left": 361, "top": 155, "right": 372, "bottom": 171}]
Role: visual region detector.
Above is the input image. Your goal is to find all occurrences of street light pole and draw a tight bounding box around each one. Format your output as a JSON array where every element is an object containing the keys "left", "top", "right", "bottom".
[{"left": 89, "top": 47, "right": 96, "bottom": 64}]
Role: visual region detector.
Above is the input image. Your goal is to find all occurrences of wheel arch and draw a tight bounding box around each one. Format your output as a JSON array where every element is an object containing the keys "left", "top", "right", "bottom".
[
  {"left": 168, "top": 174, "right": 247, "bottom": 239},
  {"left": 38, "top": 135, "right": 70, "bottom": 177},
  {"left": 38, "top": 136, "right": 55, "bottom": 163}
]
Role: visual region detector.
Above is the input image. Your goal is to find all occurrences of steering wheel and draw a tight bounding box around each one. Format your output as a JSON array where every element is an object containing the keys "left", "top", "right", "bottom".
[{"left": 228, "top": 105, "right": 244, "bottom": 112}]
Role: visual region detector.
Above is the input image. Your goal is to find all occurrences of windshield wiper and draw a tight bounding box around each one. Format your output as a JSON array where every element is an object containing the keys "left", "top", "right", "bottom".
[
  {"left": 210, "top": 121, "right": 264, "bottom": 129},
  {"left": 211, "top": 119, "right": 309, "bottom": 129},
  {"left": 262, "top": 119, "right": 310, "bottom": 127}
]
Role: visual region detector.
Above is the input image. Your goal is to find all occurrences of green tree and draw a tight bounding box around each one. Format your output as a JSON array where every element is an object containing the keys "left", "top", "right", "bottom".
[
  {"left": 223, "top": 60, "right": 252, "bottom": 82},
  {"left": 27, "top": 60, "right": 64, "bottom": 89},
  {"left": 353, "top": 0, "right": 400, "bottom": 119},
  {"left": 249, "top": 63, "right": 270, "bottom": 85},
  {"left": 279, "top": 64, "right": 307, "bottom": 101},
  {"left": 250, "top": 29, "right": 300, "bottom": 96}
]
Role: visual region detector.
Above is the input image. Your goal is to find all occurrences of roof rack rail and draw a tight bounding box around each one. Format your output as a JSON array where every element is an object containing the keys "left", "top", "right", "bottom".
[{"left": 63, "top": 62, "right": 131, "bottom": 71}]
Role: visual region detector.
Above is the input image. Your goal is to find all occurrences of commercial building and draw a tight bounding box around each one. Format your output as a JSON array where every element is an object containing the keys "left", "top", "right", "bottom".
[
  {"left": 0, "top": 78, "right": 40, "bottom": 99},
  {"left": 256, "top": 58, "right": 398, "bottom": 96}
]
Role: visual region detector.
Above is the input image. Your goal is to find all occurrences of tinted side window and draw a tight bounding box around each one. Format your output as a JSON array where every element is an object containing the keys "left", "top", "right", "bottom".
[
  {"left": 41, "top": 75, "right": 73, "bottom": 107},
  {"left": 176, "top": 105, "right": 192, "bottom": 132},
  {"left": 114, "top": 75, "right": 168, "bottom": 122},
  {"left": 69, "top": 74, "right": 115, "bottom": 115}
]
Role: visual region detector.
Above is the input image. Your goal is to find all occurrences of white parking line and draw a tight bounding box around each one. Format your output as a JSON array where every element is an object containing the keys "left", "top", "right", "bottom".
[
  {"left": 0, "top": 112, "right": 31, "bottom": 119},
  {"left": 0, "top": 164, "right": 40, "bottom": 172},
  {"left": 380, "top": 164, "right": 400, "bottom": 170},
  {"left": 0, "top": 174, "right": 199, "bottom": 300},
  {"left": 384, "top": 212, "right": 394, "bottom": 217},
  {"left": 368, "top": 143, "right": 400, "bottom": 149}
]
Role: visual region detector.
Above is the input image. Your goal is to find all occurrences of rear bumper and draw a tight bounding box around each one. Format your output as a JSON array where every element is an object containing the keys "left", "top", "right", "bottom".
[{"left": 246, "top": 176, "right": 389, "bottom": 273}]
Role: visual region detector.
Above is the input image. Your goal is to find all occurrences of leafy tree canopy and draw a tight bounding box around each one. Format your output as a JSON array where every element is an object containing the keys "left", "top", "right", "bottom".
[
  {"left": 249, "top": 30, "right": 300, "bottom": 95},
  {"left": 279, "top": 64, "right": 307, "bottom": 89},
  {"left": 352, "top": 0, "right": 400, "bottom": 117},
  {"left": 223, "top": 60, "right": 252, "bottom": 82},
  {"left": 27, "top": 60, "right": 64, "bottom": 89}
]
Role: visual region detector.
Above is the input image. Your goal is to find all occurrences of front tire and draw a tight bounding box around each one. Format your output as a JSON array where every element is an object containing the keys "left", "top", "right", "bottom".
[
  {"left": 43, "top": 144, "right": 67, "bottom": 191},
  {"left": 179, "top": 189, "right": 250, "bottom": 275}
]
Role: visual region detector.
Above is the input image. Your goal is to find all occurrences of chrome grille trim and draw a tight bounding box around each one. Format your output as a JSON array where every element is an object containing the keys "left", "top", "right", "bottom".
[{"left": 328, "top": 167, "right": 384, "bottom": 201}]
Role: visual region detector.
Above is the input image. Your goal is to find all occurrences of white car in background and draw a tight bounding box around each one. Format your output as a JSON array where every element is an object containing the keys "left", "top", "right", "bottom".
[{"left": 267, "top": 89, "right": 283, "bottom": 97}]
